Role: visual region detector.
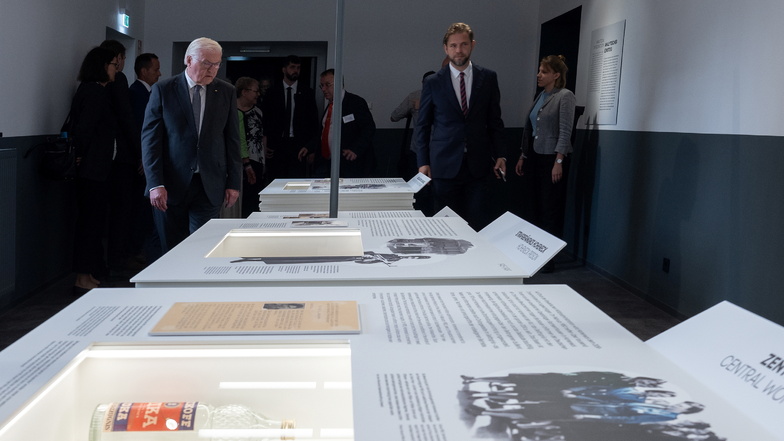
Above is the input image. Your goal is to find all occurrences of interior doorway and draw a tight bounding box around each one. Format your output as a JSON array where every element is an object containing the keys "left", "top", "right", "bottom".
[
  {"left": 538, "top": 6, "right": 581, "bottom": 94},
  {"left": 171, "top": 41, "right": 328, "bottom": 112}
]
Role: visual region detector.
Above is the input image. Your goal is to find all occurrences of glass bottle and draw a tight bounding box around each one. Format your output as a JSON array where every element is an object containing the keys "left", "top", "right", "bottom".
[{"left": 89, "top": 402, "right": 295, "bottom": 441}]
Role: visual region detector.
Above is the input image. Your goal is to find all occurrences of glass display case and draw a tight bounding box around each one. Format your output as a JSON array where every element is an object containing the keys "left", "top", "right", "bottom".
[{"left": 0, "top": 341, "right": 353, "bottom": 441}]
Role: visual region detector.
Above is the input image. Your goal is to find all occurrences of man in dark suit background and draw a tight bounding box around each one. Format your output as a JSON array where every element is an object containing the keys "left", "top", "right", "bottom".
[
  {"left": 129, "top": 53, "right": 161, "bottom": 264},
  {"left": 142, "top": 37, "right": 241, "bottom": 253},
  {"left": 310, "top": 69, "right": 376, "bottom": 178},
  {"left": 129, "top": 53, "right": 161, "bottom": 135},
  {"left": 261, "top": 55, "right": 319, "bottom": 182},
  {"left": 417, "top": 23, "right": 506, "bottom": 230}
]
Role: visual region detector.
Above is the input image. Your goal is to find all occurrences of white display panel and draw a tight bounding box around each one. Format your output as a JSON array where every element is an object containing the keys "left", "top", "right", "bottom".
[
  {"left": 649, "top": 301, "right": 784, "bottom": 436},
  {"left": 259, "top": 178, "right": 417, "bottom": 212},
  {"left": 131, "top": 217, "right": 525, "bottom": 287},
  {"left": 247, "top": 210, "right": 426, "bottom": 220},
  {"left": 0, "top": 286, "right": 778, "bottom": 440}
]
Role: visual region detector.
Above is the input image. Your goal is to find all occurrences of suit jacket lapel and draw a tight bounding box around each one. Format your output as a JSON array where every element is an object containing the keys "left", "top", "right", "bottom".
[
  {"left": 468, "top": 65, "right": 484, "bottom": 116},
  {"left": 540, "top": 88, "right": 560, "bottom": 110},
  {"left": 441, "top": 68, "right": 462, "bottom": 115}
]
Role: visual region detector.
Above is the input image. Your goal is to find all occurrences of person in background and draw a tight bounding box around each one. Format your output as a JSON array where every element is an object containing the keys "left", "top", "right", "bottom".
[
  {"left": 391, "top": 70, "right": 436, "bottom": 214},
  {"left": 235, "top": 77, "right": 265, "bottom": 217},
  {"left": 258, "top": 76, "right": 272, "bottom": 101},
  {"left": 417, "top": 23, "right": 507, "bottom": 230},
  {"left": 70, "top": 47, "right": 119, "bottom": 292},
  {"left": 100, "top": 39, "right": 140, "bottom": 276},
  {"left": 515, "top": 55, "right": 575, "bottom": 272},
  {"left": 129, "top": 53, "right": 161, "bottom": 134},
  {"left": 128, "top": 52, "right": 162, "bottom": 264},
  {"left": 142, "top": 37, "right": 241, "bottom": 253},
  {"left": 390, "top": 70, "right": 436, "bottom": 178},
  {"left": 261, "top": 55, "right": 319, "bottom": 182},
  {"left": 310, "top": 69, "right": 376, "bottom": 178}
]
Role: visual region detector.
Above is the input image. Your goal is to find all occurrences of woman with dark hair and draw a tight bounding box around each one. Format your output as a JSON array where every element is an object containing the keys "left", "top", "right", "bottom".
[
  {"left": 515, "top": 55, "right": 575, "bottom": 272},
  {"left": 70, "top": 47, "right": 119, "bottom": 292}
]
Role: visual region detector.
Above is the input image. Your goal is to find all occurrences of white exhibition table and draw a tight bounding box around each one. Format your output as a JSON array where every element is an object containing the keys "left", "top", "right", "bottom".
[
  {"left": 258, "top": 178, "right": 421, "bottom": 212},
  {"left": 131, "top": 217, "right": 527, "bottom": 288},
  {"left": 247, "top": 210, "right": 426, "bottom": 220},
  {"left": 0, "top": 285, "right": 775, "bottom": 440}
]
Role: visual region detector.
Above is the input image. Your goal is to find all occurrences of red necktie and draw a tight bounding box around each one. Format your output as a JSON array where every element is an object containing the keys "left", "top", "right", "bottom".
[
  {"left": 459, "top": 72, "right": 468, "bottom": 116},
  {"left": 321, "top": 102, "right": 333, "bottom": 159}
]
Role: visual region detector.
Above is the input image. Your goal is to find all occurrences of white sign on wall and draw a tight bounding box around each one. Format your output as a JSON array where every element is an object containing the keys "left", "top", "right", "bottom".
[{"left": 586, "top": 20, "right": 626, "bottom": 125}]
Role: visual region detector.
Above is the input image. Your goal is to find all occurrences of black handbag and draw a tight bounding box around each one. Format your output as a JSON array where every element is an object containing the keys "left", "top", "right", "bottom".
[{"left": 24, "top": 114, "right": 77, "bottom": 180}]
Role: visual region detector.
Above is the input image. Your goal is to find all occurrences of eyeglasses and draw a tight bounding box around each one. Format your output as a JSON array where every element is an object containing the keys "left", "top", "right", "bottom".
[
  {"left": 319, "top": 82, "right": 333, "bottom": 89},
  {"left": 108, "top": 62, "right": 120, "bottom": 68},
  {"left": 245, "top": 89, "right": 260, "bottom": 94},
  {"left": 198, "top": 59, "right": 222, "bottom": 69}
]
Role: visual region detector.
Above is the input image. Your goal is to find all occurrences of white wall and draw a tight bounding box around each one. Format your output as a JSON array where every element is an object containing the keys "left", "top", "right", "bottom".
[
  {"left": 543, "top": 0, "right": 784, "bottom": 136},
  {"left": 0, "top": 0, "right": 144, "bottom": 137},
  {"left": 142, "top": 0, "right": 538, "bottom": 130},
  {"left": 1, "top": 0, "right": 538, "bottom": 136}
]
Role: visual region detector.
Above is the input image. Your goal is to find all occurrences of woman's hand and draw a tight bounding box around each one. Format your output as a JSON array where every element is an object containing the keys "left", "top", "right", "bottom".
[
  {"left": 552, "top": 162, "right": 563, "bottom": 183},
  {"left": 515, "top": 158, "right": 524, "bottom": 176}
]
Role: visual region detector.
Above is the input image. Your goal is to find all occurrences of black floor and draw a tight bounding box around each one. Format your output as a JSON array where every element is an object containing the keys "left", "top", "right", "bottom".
[{"left": 0, "top": 260, "right": 682, "bottom": 351}]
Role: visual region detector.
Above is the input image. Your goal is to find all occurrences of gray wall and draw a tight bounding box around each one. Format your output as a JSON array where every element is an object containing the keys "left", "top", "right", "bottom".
[{"left": 545, "top": 0, "right": 784, "bottom": 325}]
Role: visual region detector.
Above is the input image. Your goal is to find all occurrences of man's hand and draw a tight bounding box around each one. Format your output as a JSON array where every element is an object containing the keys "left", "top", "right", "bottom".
[
  {"left": 342, "top": 149, "right": 357, "bottom": 161},
  {"left": 244, "top": 163, "right": 256, "bottom": 185},
  {"left": 493, "top": 157, "right": 507, "bottom": 181},
  {"left": 224, "top": 189, "right": 240, "bottom": 208},
  {"left": 150, "top": 187, "right": 168, "bottom": 212},
  {"left": 419, "top": 165, "right": 431, "bottom": 178},
  {"left": 297, "top": 147, "right": 309, "bottom": 161}
]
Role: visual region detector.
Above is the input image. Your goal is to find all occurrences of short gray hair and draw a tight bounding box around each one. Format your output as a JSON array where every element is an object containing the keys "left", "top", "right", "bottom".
[{"left": 184, "top": 37, "right": 222, "bottom": 64}]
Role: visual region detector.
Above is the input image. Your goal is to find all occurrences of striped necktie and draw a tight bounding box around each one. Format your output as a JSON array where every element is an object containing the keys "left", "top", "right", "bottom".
[{"left": 459, "top": 72, "right": 468, "bottom": 116}]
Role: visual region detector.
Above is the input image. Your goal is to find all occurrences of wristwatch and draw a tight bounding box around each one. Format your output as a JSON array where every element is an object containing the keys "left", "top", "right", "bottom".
[{"left": 556, "top": 158, "right": 564, "bottom": 164}]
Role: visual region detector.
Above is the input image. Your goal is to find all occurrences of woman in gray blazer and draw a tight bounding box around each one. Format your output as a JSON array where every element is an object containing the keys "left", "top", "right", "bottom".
[{"left": 515, "top": 55, "right": 575, "bottom": 271}]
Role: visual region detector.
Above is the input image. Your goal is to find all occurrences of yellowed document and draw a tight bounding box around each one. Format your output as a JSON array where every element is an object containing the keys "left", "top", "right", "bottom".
[{"left": 150, "top": 301, "right": 360, "bottom": 335}]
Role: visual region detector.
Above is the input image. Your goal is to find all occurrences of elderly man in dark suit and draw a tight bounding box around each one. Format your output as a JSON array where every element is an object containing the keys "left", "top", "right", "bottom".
[
  {"left": 142, "top": 37, "right": 241, "bottom": 253},
  {"left": 417, "top": 23, "right": 506, "bottom": 230}
]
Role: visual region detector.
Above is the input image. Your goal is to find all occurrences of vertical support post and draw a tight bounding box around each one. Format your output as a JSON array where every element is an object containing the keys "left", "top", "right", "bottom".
[{"left": 329, "top": 0, "right": 345, "bottom": 217}]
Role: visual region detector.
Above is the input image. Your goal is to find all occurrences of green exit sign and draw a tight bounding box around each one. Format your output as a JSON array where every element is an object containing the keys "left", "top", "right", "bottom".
[{"left": 122, "top": 13, "right": 130, "bottom": 28}]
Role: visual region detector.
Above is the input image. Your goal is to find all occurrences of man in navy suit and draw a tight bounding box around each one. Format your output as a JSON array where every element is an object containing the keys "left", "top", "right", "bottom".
[
  {"left": 142, "top": 37, "right": 241, "bottom": 252},
  {"left": 129, "top": 53, "right": 161, "bottom": 135},
  {"left": 417, "top": 23, "right": 506, "bottom": 230}
]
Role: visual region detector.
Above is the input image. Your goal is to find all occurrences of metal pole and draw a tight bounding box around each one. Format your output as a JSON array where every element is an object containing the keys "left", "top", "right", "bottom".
[{"left": 329, "top": 0, "right": 344, "bottom": 218}]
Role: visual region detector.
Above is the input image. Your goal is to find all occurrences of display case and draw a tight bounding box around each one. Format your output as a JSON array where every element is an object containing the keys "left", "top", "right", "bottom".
[
  {"left": 131, "top": 217, "right": 526, "bottom": 287},
  {"left": 0, "top": 341, "right": 353, "bottom": 441}
]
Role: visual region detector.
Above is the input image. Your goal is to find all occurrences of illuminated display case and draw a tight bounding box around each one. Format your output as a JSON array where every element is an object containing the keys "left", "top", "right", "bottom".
[{"left": 1, "top": 342, "right": 353, "bottom": 441}]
